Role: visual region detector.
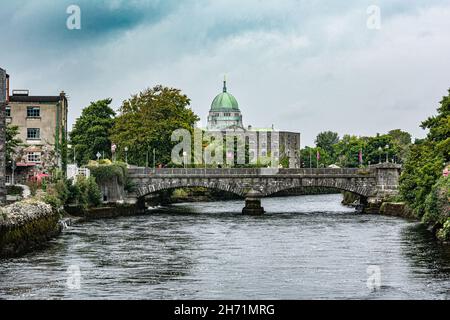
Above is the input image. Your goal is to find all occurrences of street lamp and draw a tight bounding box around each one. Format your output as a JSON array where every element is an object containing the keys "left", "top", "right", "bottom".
[
  {"left": 183, "top": 151, "right": 187, "bottom": 169},
  {"left": 124, "top": 147, "right": 129, "bottom": 165},
  {"left": 378, "top": 147, "right": 382, "bottom": 164}
]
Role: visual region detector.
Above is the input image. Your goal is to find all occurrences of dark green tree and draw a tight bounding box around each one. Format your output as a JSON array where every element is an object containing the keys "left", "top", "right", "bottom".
[
  {"left": 70, "top": 99, "right": 116, "bottom": 165},
  {"left": 315, "top": 131, "right": 340, "bottom": 157},
  {"left": 110, "top": 85, "right": 199, "bottom": 166},
  {"left": 400, "top": 89, "right": 450, "bottom": 217},
  {"left": 420, "top": 89, "right": 450, "bottom": 161},
  {"left": 5, "top": 124, "right": 22, "bottom": 163}
]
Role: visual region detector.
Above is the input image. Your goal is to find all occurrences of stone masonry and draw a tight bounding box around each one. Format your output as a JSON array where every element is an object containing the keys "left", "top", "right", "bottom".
[
  {"left": 127, "top": 164, "right": 402, "bottom": 214},
  {"left": 0, "top": 68, "right": 7, "bottom": 205}
]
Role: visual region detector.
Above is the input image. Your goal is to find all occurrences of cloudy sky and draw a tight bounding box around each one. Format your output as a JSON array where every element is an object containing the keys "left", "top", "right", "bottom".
[{"left": 1, "top": 0, "right": 449, "bottom": 145}]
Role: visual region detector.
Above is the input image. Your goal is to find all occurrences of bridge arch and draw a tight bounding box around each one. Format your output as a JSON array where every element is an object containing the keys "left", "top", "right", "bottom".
[
  {"left": 136, "top": 179, "right": 247, "bottom": 198},
  {"left": 262, "top": 178, "right": 375, "bottom": 198}
]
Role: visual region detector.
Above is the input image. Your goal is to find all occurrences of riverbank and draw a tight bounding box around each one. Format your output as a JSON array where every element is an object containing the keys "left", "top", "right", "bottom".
[{"left": 0, "top": 200, "right": 62, "bottom": 258}]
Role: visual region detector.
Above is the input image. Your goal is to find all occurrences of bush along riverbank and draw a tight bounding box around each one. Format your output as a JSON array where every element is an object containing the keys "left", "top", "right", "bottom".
[{"left": 0, "top": 200, "right": 62, "bottom": 258}]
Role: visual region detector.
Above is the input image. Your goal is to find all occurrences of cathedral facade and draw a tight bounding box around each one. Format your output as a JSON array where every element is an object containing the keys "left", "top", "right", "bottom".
[{"left": 206, "top": 79, "right": 301, "bottom": 168}]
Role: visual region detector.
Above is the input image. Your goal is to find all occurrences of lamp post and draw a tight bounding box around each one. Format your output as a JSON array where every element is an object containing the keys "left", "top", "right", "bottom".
[
  {"left": 124, "top": 147, "right": 129, "bottom": 165},
  {"left": 111, "top": 144, "right": 117, "bottom": 162},
  {"left": 183, "top": 151, "right": 187, "bottom": 169},
  {"left": 378, "top": 147, "right": 382, "bottom": 164}
]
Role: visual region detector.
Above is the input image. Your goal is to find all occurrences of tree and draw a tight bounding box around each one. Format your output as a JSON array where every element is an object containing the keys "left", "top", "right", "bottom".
[
  {"left": 315, "top": 131, "right": 339, "bottom": 157},
  {"left": 387, "top": 129, "right": 412, "bottom": 163},
  {"left": 400, "top": 89, "right": 450, "bottom": 218},
  {"left": 399, "top": 141, "right": 444, "bottom": 217},
  {"left": 5, "top": 124, "right": 22, "bottom": 163},
  {"left": 300, "top": 146, "right": 332, "bottom": 168},
  {"left": 70, "top": 99, "right": 116, "bottom": 165},
  {"left": 420, "top": 89, "right": 450, "bottom": 161},
  {"left": 332, "top": 135, "right": 365, "bottom": 168},
  {"left": 110, "top": 85, "right": 199, "bottom": 166}
]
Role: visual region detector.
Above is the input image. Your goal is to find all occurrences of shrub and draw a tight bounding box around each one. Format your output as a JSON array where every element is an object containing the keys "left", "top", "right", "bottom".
[
  {"left": 70, "top": 176, "right": 102, "bottom": 209},
  {"left": 88, "top": 162, "right": 128, "bottom": 186},
  {"left": 87, "top": 177, "right": 102, "bottom": 207},
  {"left": 437, "top": 219, "right": 450, "bottom": 241},
  {"left": 423, "top": 177, "right": 450, "bottom": 226},
  {"left": 42, "top": 194, "right": 63, "bottom": 210},
  {"left": 7, "top": 185, "right": 23, "bottom": 196}
]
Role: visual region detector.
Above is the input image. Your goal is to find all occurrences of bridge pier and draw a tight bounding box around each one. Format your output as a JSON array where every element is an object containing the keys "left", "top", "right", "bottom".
[{"left": 242, "top": 190, "right": 265, "bottom": 215}]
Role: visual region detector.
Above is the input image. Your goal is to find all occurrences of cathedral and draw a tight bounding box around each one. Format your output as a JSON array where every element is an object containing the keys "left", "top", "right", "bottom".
[
  {"left": 207, "top": 79, "right": 244, "bottom": 130},
  {"left": 206, "top": 78, "right": 301, "bottom": 168}
]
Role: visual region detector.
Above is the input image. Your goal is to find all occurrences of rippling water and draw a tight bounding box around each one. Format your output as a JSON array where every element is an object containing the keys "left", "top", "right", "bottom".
[{"left": 1, "top": 194, "right": 450, "bottom": 300}]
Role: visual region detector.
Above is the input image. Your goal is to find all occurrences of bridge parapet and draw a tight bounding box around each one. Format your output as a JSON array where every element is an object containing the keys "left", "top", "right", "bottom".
[
  {"left": 126, "top": 165, "right": 401, "bottom": 214},
  {"left": 128, "top": 167, "right": 376, "bottom": 177}
]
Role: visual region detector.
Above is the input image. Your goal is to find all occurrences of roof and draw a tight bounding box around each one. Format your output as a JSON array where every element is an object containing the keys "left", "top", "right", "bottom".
[
  {"left": 9, "top": 95, "right": 63, "bottom": 103},
  {"left": 210, "top": 80, "right": 240, "bottom": 111}
]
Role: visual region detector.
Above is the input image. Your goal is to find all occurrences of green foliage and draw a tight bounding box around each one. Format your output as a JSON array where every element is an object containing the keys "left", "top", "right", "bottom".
[
  {"left": 43, "top": 176, "right": 101, "bottom": 209},
  {"left": 110, "top": 85, "right": 199, "bottom": 166},
  {"left": 42, "top": 194, "right": 63, "bottom": 210},
  {"left": 399, "top": 88, "right": 450, "bottom": 224},
  {"left": 423, "top": 177, "right": 450, "bottom": 226},
  {"left": 69, "top": 177, "right": 101, "bottom": 209},
  {"left": 315, "top": 131, "right": 339, "bottom": 157},
  {"left": 5, "top": 124, "right": 23, "bottom": 163},
  {"left": 332, "top": 135, "right": 364, "bottom": 167},
  {"left": 437, "top": 219, "right": 450, "bottom": 241},
  {"left": 299, "top": 146, "right": 332, "bottom": 168},
  {"left": 86, "top": 177, "right": 102, "bottom": 207},
  {"left": 7, "top": 185, "right": 23, "bottom": 196},
  {"left": 88, "top": 162, "right": 128, "bottom": 185},
  {"left": 69, "top": 99, "right": 116, "bottom": 165},
  {"left": 400, "top": 142, "right": 444, "bottom": 217}
]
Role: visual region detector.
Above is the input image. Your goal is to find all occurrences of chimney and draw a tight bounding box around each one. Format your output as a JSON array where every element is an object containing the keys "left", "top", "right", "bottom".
[
  {"left": 12, "top": 89, "right": 29, "bottom": 96},
  {"left": 6, "top": 74, "right": 9, "bottom": 102}
]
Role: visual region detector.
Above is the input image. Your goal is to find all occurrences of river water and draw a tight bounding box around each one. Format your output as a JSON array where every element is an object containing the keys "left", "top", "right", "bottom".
[{"left": 1, "top": 194, "right": 449, "bottom": 300}]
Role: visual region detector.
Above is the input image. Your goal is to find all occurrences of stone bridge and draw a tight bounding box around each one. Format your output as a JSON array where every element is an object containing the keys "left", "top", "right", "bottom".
[{"left": 127, "top": 163, "right": 401, "bottom": 214}]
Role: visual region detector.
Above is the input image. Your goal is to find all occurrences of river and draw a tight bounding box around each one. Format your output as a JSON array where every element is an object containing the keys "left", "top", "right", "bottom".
[{"left": 1, "top": 194, "right": 449, "bottom": 300}]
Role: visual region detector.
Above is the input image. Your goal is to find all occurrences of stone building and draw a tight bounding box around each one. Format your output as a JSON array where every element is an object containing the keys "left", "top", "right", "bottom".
[
  {"left": 5, "top": 81, "right": 68, "bottom": 184},
  {"left": 206, "top": 79, "right": 301, "bottom": 168},
  {"left": 0, "top": 68, "right": 8, "bottom": 204}
]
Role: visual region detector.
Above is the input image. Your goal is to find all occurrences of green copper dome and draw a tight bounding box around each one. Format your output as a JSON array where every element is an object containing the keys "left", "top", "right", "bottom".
[{"left": 210, "top": 80, "right": 240, "bottom": 111}]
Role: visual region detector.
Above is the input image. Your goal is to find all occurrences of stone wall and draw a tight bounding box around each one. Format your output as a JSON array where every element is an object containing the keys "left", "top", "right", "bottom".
[
  {"left": 0, "top": 200, "right": 61, "bottom": 258},
  {"left": 0, "top": 68, "right": 6, "bottom": 205}
]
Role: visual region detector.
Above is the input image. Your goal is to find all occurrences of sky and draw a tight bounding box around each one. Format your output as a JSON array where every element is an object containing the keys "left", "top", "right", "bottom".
[{"left": 1, "top": 0, "right": 450, "bottom": 146}]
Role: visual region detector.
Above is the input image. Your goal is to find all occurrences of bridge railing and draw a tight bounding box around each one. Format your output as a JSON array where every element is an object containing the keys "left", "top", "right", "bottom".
[{"left": 128, "top": 167, "right": 374, "bottom": 176}]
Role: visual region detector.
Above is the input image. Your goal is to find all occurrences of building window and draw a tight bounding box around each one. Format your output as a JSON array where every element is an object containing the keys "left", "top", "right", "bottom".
[
  {"left": 5, "top": 176, "right": 11, "bottom": 184},
  {"left": 27, "top": 152, "right": 41, "bottom": 163},
  {"left": 224, "top": 113, "right": 231, "bottom": 117},
  {"left": 5, "top": 106, "right": 11, "bottom": 117},
  {"left": 27, "top": 128, "right": 41, "bottom": 140},
  {"left": 27, "top": 106, "right": 40, "bottom": 118}
]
